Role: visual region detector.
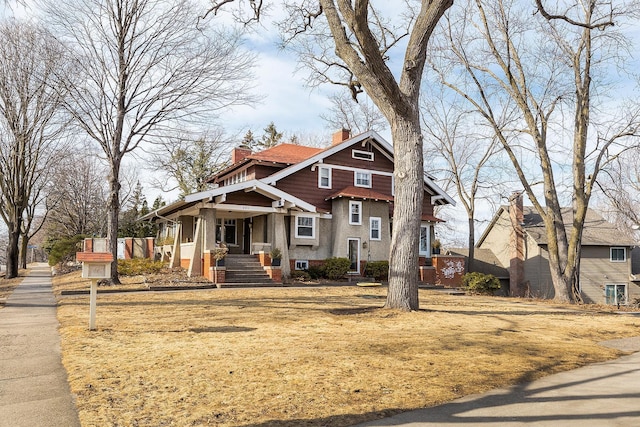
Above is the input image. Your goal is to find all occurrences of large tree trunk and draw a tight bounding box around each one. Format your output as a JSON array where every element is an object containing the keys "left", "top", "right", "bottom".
[
  {"left": 19, "top": 235, "right": 28, "bottom": 269},
  {"left": 107, "top": 171, "right": 121, "bottom": 284},
  {"left": 385, "top": 115, "right": 424, "bottom": 311},
  {"left": 6, "top": 226, "right": 20, "bottom": 279},
  {"left": 467, "top": 217, "right": 475, "bottom": 272}
]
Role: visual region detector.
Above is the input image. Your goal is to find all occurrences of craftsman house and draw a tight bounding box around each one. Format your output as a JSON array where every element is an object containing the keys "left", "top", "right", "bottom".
[
  {"left": 476, "top": 192, "right": 639, "bottom": 305},
  {"left": 141, "top": 130, "right": 455, "bottom": 283}
]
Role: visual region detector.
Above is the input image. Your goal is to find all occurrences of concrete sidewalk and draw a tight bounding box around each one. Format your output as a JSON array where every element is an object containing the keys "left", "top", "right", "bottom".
[
  {"left": 355, "top": 336, "right": 640, "bottom": 427},
  {"left": 0, "top": 264, "right": 81, "bottom": 427}
]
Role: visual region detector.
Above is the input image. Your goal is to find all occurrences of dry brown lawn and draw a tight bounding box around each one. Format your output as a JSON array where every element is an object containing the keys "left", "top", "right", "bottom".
[{"left": 53, "top": 270, "right": 640, "bottom": 427}]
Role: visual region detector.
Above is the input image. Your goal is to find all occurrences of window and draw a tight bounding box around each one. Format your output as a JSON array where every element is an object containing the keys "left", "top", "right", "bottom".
[
  {"left": 224, "top": 169, "right": 247, "bottom": 186},
  {"left": 610, "top": 247, "right": 626, "bottom": 262},
  {"left": 370, "top": 217, "right": 381, "bottom": 240},
  {"left": 419, "top": 224, "right": 431, "bottom": 255},
  {"left": 318, "top": 166, "right": 331, "bottom": 189},
  {"left": 352, "top": 149, "right": 374, "bottom": 161},
  {"left": 295, "top": 260, "right": 309, "bottom": 270},
  {"left": 215, "top": 219, "right": 237, "bottom": 245},
  {"left": 605, "top": 284, "right": 627, "bottom": 306},
  {"left": 295, "top": 216, "right": 315, "bottom": 238},
  {"left": 349, "top": 201, "right": 362, "bottom": 225},
  {"left": 354, "top": 171, "right": 371, "bottom": 188}
]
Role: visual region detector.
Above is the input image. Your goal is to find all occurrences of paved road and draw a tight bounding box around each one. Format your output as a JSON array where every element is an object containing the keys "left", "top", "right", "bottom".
[
  {"left": 0, "top": 264, "right": 81, "bottom": 427},
  {"left": 355, "top": 336, "right": 640, "bottom": 427}
]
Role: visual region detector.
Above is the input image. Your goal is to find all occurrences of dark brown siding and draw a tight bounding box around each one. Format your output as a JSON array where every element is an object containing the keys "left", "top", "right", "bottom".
[
  {"left": 277, "top": 167, "right": 333, "bottom": 212},
  {"left": 222, "top": 191, "right": 273, "bottom": 207},
  {"left": 324, "top": 144, "right": 394, "bottom": 172}
]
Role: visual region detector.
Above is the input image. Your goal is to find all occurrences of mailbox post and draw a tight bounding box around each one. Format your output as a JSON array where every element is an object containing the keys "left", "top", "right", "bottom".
[{"left": 76, "top": 252, "right": 114, "bottom": 330}]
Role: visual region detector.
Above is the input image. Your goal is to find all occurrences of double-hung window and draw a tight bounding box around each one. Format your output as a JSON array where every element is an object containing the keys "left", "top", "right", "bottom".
[
  {"left": 610, "top": 247, "right": 626, "bottom": 262},
  {"left": 349, "top": 201, "right": 362, "bottom": 225},
  {"left": 355, "top": 171, "right": 371, "bottom": 188},
  {"left": 318, "top": 166, "right": 331, "bottom": 189},
  {"left": 295, "top": 216, "right": 315, "bottom": 238},
  {"left": 370, "top": 217, "right": 381, "bottom": 240}
]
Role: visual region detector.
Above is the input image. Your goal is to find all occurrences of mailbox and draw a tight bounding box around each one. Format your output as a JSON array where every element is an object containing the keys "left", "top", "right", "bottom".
[
  {"left": 76, "top": 252, "right": 114, "bottom": 278},
  {"left": 76, "top": 251, "right": 114, "bottom": 331}
]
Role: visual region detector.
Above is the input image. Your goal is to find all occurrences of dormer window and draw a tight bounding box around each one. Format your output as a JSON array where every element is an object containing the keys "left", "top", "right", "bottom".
[
  {"left": 352, "top": 149, "right": 374, "bottom": 161},
  {"left": 223, "top": 169, "right": 246, "bottom": 186}
]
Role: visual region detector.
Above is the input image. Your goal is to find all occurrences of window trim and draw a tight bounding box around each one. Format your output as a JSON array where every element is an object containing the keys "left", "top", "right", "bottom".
[
  {"left": 349, "top": 201, "right": 362, "bottom": 225},
  {"left": 354, "top": 171, "right": 372, "bottom": 188},
  {"left": 295, "top": 260, "right": 309, "bottom": 270},
  {"left": 295, "top": 215, "right": 316, "bottom": 239},
  {"left": 352, "top": 149, "right": 374, "bottom": 161},
  {"left": 318, "top": 166, "right": 332, "bottom": 189},
  {"left": 370, "top": 217, "right": 382, "bottom": 241},
  {"left": 610, "top": 247, "right": 626, "bottom": 262}
]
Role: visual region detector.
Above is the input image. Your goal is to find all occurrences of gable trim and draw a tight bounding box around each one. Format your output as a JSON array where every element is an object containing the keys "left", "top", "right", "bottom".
[{"left": 184, "top": 179, "right": 318, "bottom": 213}]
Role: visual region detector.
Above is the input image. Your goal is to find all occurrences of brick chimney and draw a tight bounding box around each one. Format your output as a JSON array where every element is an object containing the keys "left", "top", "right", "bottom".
[
  {"left": 232, "top": 144, "right": 252, "bottom": 164},
  {"left": 509, "top": 191, "right": 525, "bottom": 297},
  {"left": 332, "top": 128, "right": 351, "bottom": 146}
]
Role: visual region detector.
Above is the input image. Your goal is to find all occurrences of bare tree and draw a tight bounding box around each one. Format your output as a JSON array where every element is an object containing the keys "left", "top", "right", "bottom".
[
  {"left": 597, "top": 149, "right": 640, "bottom": 235},
  {"left": 0, "top": 21, "right": 71, "bottom": 278},
  {"left": 44, "top": 149, "right": 109, "bottom": 239},
  {"left": 208, "top": 0, "right": 453, "bottom": 310},
  {"left": 44, "top": 0, "right": 257, "bottom": 283},
  {"left": 321, "top": 91, "right": 388, "bottom": 134},
  {"left": 149, "top": 130, "right": 232, "bottom": 198},
  {"left": 421, "top": 94, "right": 503, "bottom": 271},
  {"left": 429, "top": 0, "right": 640, "bottom": 302}
]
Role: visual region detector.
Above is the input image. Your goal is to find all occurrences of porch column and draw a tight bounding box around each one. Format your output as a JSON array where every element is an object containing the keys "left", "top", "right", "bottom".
[
  {"left": 169, "top": 222, "right": 182, "bottom": 268},
  {"left": 272, "top": 212, "right": 290, "bottom": 277},
  {"left": 200, "top": 208, "right": 217, "bottom": 251},
  {"left": 188, "top": 217, "right": 203, "bottom": 277}
]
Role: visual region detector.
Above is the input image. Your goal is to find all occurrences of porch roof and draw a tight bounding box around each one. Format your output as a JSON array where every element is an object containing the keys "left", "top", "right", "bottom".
[
  {"left": 184, "top": 179, "right": 319, "bottom": 213},
  {"left": 325, "top": 186, "right": 394, "bottom": 202}
]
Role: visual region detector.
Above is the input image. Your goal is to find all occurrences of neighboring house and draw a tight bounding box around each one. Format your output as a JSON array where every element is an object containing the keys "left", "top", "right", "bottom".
[
  {"left": 476, "top": 192, "right": 638, "bottom": 305},
  {"left": 140, "top": 129, "right": 455, "bottom": 282}
]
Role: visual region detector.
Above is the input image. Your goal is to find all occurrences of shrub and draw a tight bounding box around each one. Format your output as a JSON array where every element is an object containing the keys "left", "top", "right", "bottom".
[
  {"left": 323, "top": 257, "right": 351, "bottom": 280},
  {"left": 462, "top": 272, "right": 501, "bottom": 295},
  {"left": 45, "top": 235, "right": 87, "bottom": 266},
  {"left": 118, "top": 258, "right": 165, "bottom": 276},
  {"left": 364, "top": 261, "right": 389, "bottom": 280},
  {"left": 307, "top": 265, "right": 325, "bottom": 280}
]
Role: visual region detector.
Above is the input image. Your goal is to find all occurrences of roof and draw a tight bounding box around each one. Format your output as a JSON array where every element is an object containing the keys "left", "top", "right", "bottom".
[
  {"left": 521, "top": 206, "right": 636, "bottom": 246},
  {"left": 326, "top": 186, "right": 394, "bottom": 202},
  {"left": 478, "top": 205, "right": 637, "bottom": 247},
  {"left": 76, "top": 252, "right": 114, "bottom": 263},
  {"left": 247, "top": 144, "right": 322, "bottom": 164},
  {"left": 262, "top": 130, "right": 456, "bottom": 207}
]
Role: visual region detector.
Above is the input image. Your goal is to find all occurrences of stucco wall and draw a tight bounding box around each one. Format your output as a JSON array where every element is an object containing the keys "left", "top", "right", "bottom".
[
  {"left": 330, "top": 199, "right": 390, "bottom": 261},
  {"left": 288, "top": 218, "right": 333, "bottom": 261}
]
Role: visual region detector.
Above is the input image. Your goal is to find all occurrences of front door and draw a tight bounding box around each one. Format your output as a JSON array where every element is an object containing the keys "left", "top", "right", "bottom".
[{"left": 348, "top": 238, "right": 360, "bottom": 274}]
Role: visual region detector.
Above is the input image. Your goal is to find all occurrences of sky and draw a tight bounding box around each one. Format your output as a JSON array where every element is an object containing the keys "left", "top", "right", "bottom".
[{"left": 1, "top": 1, "right": 638, "bottom": 248}]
